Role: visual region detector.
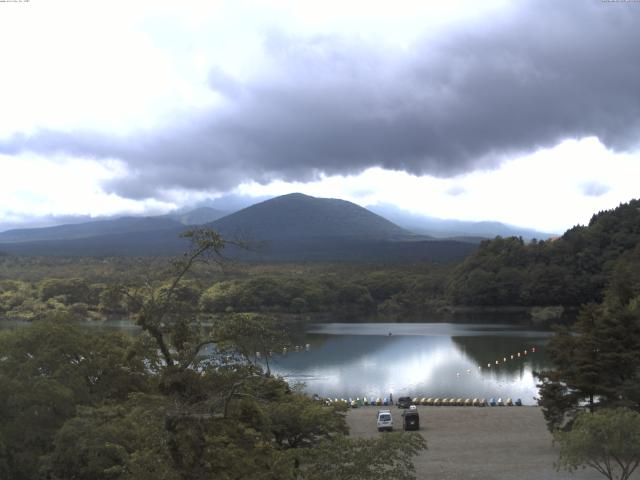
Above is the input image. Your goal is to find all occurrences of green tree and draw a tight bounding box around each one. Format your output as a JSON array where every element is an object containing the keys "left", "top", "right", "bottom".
[
  {"left": 98, "top": 284, "right": 126, "bottom": 314},
  {"left": 45, "top": 395, "right": 177, "bottom": 480},
  {"left": 215, "top": 313, "right": 291, "bottom": 375},
  {"left": 0, "top": 433, "right": 9, "bottom": 480},
  {"left": 266, "top": 393, "right": 348, "bottom": 449},
  {"left": 127, "top": 228, "right": 243, "bottom": 369},
  {"left": 536, "top": 246, "right": 640, "bottom": 430},
  {"left": 299, "top": 433, "right": 427, "bottom": 480},
  {"left": 39, "top": 277, "right": 91, "bottom": 305},
  {"left": 536, "top": 301, "right": 640, "bottom": 430},
  {"left": 0, "top": 316, "right": 152, "bottom": 480},
  {"left": 554, "top": 408, "right": 640, "bottom": 480}
]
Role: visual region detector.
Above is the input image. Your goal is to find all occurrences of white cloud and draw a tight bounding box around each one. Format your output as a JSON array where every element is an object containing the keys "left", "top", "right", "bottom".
[
  {"left": 0, "top": 154, "right": 173, "bottom": 221},
  {"left": 1, "top": 1, "right": 638, "bottom": 233},
  {"left": 236, "top": 137, "right": 640, "bottom": 232},
  {"left": 0, "top": 1, "right": 219, "bottom": 137}
]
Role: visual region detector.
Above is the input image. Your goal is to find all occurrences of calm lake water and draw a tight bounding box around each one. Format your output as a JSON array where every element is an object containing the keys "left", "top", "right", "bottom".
[
  {"left": 1, "top": 320, "right": 553, "bottom": 405},
  {"left": 268, "top": 323, "right": 553, "bottom": 405}
]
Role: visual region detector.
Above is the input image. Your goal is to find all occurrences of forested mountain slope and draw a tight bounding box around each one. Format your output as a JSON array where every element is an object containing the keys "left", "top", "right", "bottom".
[{"left": 448, "top": 199, "right": 640, "bottom": 306}]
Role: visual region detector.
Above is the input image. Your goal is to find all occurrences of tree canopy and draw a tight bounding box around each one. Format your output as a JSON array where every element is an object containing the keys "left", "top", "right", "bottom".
[
  {"left": 448, "top": 199, "right": 640, "bottom": 307},
  {"left": 554, "top": 408, "right": 640, "bottom": 480},
  {"left": 536, "top": 244, "right": 640, "bottom": 430}
]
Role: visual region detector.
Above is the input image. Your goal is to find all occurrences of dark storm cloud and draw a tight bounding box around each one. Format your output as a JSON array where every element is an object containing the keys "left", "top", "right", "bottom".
[
  {"left": 1, "top": 0, "right": 639, "bottom": 199},
  {"left": 581, "top": 181, "right": 611, "bottom": 197}
]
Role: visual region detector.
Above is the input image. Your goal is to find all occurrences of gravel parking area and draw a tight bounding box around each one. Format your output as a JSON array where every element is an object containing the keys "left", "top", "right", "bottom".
[{"left": 346, "top": 406, "right": 613, "bottom": 480}]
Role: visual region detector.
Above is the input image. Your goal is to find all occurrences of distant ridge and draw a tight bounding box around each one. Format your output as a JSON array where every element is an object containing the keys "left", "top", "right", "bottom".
[
  {"left": 0, "top": 207, "right": 228, "bottom": 244},
  {"left": 369, "top": 204, "right": 557, "bottom": 241},
  {"left": 0, "top": 193, "right": 476, "bottom": 261},
  {"left": 0, "top": 216, "right": 182, "bottom": 243}
]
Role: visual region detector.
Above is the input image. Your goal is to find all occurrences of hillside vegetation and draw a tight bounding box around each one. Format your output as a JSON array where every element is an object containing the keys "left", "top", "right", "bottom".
[
  {"left": 0, "top": 260, "right": 451, "bottom": 322},
  {"left": 448, "top": 199, "right": 640, "bottom": 307}
]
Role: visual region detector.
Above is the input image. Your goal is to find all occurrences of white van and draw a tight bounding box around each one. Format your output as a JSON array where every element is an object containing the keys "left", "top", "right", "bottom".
[{"left": 377, "top": 409, "right": 393, "bottom": 432}]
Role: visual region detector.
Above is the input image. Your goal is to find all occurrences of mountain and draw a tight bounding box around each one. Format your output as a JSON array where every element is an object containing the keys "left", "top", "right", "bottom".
[
  {"left": 208, "top": 193, "right": 414, "bottom": 241},
  {"left": 0, "top": 207, "right": 227, "bottom": 244},
  {"left": 198, "top": 193, "right": 474, "bottom": 262},
  {"left": 0, "top": 216, "right": 182, "bottom": 243},
  {"left": 369, "top": 204, "right": 557, "bottom": 241},
  {"left": 0, "top": 193, "right": 476, "bottom": 261},
  {"left": 0, "top": 215, "right": 95, "bottom": 234}
]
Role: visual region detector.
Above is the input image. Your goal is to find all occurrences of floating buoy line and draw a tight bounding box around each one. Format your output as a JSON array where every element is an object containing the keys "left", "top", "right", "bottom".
[
  {"left": 460, "top": 346, "right": 537, "bottom": 378},
  {"left": 482, "top": 346, "right": 535, "bottom": 370},
  {"left": 262, "top": 345, "right": 537, "bottom": 363}
]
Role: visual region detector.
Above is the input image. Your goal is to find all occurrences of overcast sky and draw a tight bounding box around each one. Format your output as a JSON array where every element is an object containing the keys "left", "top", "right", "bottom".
[{"left": 1, "top": 0, "right": 639, "bottom": 233}]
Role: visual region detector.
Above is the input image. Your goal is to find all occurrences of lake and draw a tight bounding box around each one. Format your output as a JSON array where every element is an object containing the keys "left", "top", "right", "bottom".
[
  {"left": 1, "top": 320, "right": 553, "bottom": 405},
  {"left": 267, "top": 323, "right": 553, "bottom": 405}
]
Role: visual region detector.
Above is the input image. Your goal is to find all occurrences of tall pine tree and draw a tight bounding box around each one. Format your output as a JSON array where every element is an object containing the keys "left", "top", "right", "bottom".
[{"left": 536, "top": 246, "right": 640, "bottom": 430}]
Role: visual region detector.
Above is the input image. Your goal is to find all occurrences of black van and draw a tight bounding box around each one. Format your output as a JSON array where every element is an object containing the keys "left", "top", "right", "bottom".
[
  {"left": 402, "top": 409, "right": 420, "bottom": 431},
  {"left": 397, "top": 396, "right": 412, "bottom": 408}
]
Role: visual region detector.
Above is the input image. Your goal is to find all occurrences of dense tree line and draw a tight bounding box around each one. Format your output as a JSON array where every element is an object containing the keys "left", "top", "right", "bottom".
[
  {"left": 448, "top": 199, "right": 640, "bottom": 307},
  {"left": 536, "top": 243, "right": 640, "bottom": 430},
  {"left": 0, "top": 264, "right": 451, "bottom": 321}
]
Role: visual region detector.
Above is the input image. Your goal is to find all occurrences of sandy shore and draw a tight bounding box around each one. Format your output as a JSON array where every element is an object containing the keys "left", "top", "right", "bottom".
[{"left": 346, "top": 405, "right": 612, "bottom": 480}]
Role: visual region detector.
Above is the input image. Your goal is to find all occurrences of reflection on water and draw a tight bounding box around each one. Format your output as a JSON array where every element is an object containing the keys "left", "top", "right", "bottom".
[
  {"left": 1, "top": 320, "right": 553, "bottom": 405},
  {"left": 269, "top": 323, "right": 553, "bottom": 405}
]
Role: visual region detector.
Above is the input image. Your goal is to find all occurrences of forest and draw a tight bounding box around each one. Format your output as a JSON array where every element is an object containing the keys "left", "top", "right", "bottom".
[
  {"left": 3, "top": 200, "right": 640, "bottom": 324},
  {"left": 0, "top": 257, "right": 453, "bottom": 323},
  {"left": 449, "top": 199, "right": 640, "bottom": 307},
  {"left": 0, "top": 258, "right": 539, "bottom": 323}
]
